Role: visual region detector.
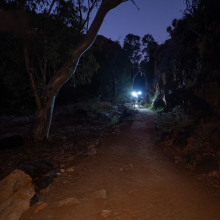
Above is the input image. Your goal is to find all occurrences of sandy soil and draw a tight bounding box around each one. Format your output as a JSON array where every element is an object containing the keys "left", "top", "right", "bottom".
[{"left": 20, "top": 109, "right": 220, "bottom": 220}]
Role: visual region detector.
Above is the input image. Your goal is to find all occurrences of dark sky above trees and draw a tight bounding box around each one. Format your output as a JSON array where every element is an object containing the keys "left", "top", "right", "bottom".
[{"left": 96, "top": 0, "right": 186, "bottom": 44}]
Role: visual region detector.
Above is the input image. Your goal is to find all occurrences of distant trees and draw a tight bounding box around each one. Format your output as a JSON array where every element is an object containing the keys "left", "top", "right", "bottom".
[
  {"left": 141, "top": 34, "right": 158, "bottom": 102},
  {"left": 93, "top": 37, "right": 132, "bottom": 103},
  {"left": 0, "top": 0, "right": 128, "bottom": 140},
  {"left": 123, "top": 33, "right": 158, "bottom": 102},
  {"left": 123, "top": 34, "right": 141, "bottom": 89}
]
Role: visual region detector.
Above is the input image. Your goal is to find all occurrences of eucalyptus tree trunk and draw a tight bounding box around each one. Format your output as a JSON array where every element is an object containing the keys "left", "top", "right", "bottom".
[{"left": 33, "top": 0, "right": 125, "bottom": 140}]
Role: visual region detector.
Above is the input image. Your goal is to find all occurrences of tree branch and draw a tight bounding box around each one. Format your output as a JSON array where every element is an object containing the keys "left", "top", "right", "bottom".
[
  {"left": 130, "top": 0, "right": 140, "bottom": 11},
  {"left": 47, "top": 0, "right": 56, "bottom": 16},
  {"left": 81, "top": 1, "right": 97, "bottom": 31}
]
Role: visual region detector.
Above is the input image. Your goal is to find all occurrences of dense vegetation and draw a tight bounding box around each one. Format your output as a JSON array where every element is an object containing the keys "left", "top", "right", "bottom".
[{"left": 152, "top": 0, "right": 220, "bottom": 175}]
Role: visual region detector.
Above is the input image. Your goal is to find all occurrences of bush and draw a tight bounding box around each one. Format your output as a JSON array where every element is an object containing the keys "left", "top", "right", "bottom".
[
  {"left": 155, "top": 107, "right": 164, "bottom": 113},
  {"left": 110, "top": 117, "right": 119, "bottom": 126},
  {"left": 140, "top": 100, "right": 145, "bottom": 106},
  {"left": 79, "top": 101, "right": 112, "bottom": 114},
  {"left": 144, "top": 103, "right": 153, "bottom": 109},
  {"left": 155, "top": 106, "right": 193, "bottom": 133}
]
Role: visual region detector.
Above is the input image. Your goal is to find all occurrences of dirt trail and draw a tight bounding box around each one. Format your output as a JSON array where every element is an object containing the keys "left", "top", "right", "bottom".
[{"left": 21, "top": 109, "right": 220, "bottom": 220}]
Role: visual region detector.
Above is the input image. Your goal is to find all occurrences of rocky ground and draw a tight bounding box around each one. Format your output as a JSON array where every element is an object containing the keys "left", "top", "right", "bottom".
[
  {"left": 0, "top": 103, "right": 137, "bottom": 181},
  {"left": 18, "top": 108, "right": 220, "bottom": 220},
  {"left": 1, "top": 105, "right": 220, "bottom": 220}
]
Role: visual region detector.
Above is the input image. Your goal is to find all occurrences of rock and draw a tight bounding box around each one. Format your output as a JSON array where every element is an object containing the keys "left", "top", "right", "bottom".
[
  {"left": 96, "top": 112, "right": 112, "bottom": 121},
  {"left": 20, "top": 159, "right": 54, "bottom": 178},
  {"left": 124, "top": 164, "right": 134, "bottom": 171},
  {"left": 60, "top": 164, "right": 66, "bottom": 168},
  {"left": 101, "top": 210, "right": 112, "bottom": 218},
  {"left": 92, "top": 189, "right": 106, "bottom": 199},
  {"left": 66, "top": 168, "right": 74, "bottom": 173},
  {"left": 87, "top": 148, "right": 97, "bottom": 156},
  {"left": 119, "top": 109, "right": 133, "bottom": 119},
  {"left": 0, "top": 169, "right": 35, "bottom": 220},
  {"left": 58, "top": 198, "right": 79, "bottom": 207},
  {"left": 194, "top": 154, "right": 219, "bottom": 174},
  {"left": 60, "top": 169, "right": 65, "bottom": 173},
  {"left": 9, "top": 116, "right": 32, "bottom": 127},
  {"left": 40, "top": 185, "right": 51, "bottom": 194},
  {"left": 33, "top": 176, "right": 52, "bottom": 190},
  {"left": 34, "top": 203, "right": 48, "bottom": 213},
  {"left": 30, "top": 190, "right": 41, "bottom": 206},
  {"left": 0, "top": 135, "right": 24, "bottom": 151}
]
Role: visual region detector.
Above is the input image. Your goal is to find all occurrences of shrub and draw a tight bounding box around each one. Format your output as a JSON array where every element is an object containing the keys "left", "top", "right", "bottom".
[
  {"left": 140, "top": 100, "right": 145, "bottom": 106},
  {"left": 110, "top": 117, "right": 119, "bottom": 126},
  {"left": 79, "top": 101, "right": 112, "bottom": 114},
  {"left": 155, "top": 106, "right": 193, "bottom": 133},
  {"left": 144, "top": 103, "right": 153, "bottom": 109},
  {"left": 155, "top": 107, "right": 164, "bottom": 113}
]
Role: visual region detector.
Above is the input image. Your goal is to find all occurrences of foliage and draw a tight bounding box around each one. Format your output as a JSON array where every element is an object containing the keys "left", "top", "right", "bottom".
[
  {"left": 144, "top": 104, "right": 153, "bottom": 110},
  {"left": 153, "top": 0, "right": 220, "bottom": 112},
  {"left": 155, "top": 106, "right": 193, "bottom": 133},
  {"left": 79, "top": 101, "right": 112, "bottom": 114},
  {"left": 155, "top": 107, "right": 164, "bottom": 113},
  {"left": 0, "top": 0, "right": 100, "bottom": 111},
  {"left": 110, "top": 117, "right": 120, "bottom": 126},
  {"left": 93, "top": 36, "right": 132, "bottom": 102}
]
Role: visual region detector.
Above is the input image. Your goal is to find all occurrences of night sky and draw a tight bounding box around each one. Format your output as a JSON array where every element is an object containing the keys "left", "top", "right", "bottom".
[{"left": 97, "top": 0, "right": 186, "bottom": 45}]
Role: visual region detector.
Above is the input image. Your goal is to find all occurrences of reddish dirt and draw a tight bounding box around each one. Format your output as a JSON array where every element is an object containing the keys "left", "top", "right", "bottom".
[{"left": 20, "top": 109, "right": 220, "bottom": 220}]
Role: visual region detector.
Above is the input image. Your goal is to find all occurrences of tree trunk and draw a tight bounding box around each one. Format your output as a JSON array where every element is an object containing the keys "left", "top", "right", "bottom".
[
  {"left": 144, "top": 74, "right": 149, "bottom": 103},
  {"left": 32, "top": 0, "right": 125, "bottom": 140}
]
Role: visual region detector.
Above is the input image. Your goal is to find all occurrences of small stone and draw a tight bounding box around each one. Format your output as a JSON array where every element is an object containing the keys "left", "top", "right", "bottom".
[
  {"left": 66, "top": 168, "right": 74, "bottom": 172},
  {"left": 60, "top": 169, "right": 65, "bottom": 173},
  {"left": 88, "top": 145, "right": 95, "bottom": 149},
  {"left": 124, "top": 164, "right": 134, "bottom": 171},
  {"left": 87, "top": 148, "right": 97, "bottom": 156},
  {"left": 58, "top": 198, "right": 79, "bottom": 207},
  {"left": 56, "top": 173, "right": 61, "bottom": 176},
  {"left": 101, "top": 210, "right": 112, "bottom": 218},
  {"left": 34, "top": 203, "right": 48, "bottom": 213},
  {"left": 93, "top": 189, "right": 106, "bottom": 199},
  {"left": 60, "top": 164, "right": 65, "bottom": 168}
]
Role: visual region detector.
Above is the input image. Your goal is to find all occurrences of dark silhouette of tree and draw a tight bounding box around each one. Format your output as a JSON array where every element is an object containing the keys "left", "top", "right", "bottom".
[
  {"left": 92, "top": 36, "right": 131, "bottom": 102},
  {"left": 140, "top": 34, "right": 158, "bottom": 103},
  {"left": 123, "top": 33, "right": 142, "bottom": 89},
  {"left": 0, "top": 0, "right": 131, "bottom": 140}
]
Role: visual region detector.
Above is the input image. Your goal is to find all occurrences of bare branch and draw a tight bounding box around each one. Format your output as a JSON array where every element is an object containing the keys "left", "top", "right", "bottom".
[
  {"left": 78, "top": 0, "right": 83, "bottom": 27},
  {"left": 87, "top": 0, "right": 91, "bottom": 32},
  {"left": 47, "top": 0, "right": 56, "bottom": 16},
  {"left": 81, "top": 1, "right": 97, "bottom": 30},
  {"left": 130, "top": 0, "right": 140, "bottom": 11}
]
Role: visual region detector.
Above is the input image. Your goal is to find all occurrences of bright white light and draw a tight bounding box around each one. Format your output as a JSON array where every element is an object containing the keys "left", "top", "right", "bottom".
[
  {"left": 132, "top": 92, "right": 137, "bottom": 97},
  {"left": 138, "top": 91, "right": 142, "bottom": 95}
]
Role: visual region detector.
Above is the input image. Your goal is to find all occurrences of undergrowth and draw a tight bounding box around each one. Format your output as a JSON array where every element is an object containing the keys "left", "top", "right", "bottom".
[
  {"left": 110, "top": 117, "right": 120, "bottom": 126},
  {"left": 155, "top": 106, "right": 193, "bottom": 133}
]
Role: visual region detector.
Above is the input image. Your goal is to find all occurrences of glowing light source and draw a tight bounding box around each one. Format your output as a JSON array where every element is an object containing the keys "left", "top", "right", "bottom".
[
  {"left": 132, "top": 91, "right": 142, "bottom": 97},
  {"left": 132, "top": 92, "right": 138, "bottom": 97}
]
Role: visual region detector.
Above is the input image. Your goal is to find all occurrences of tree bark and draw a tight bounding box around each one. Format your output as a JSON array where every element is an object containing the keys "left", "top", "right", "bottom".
[{"left": 32, "top": 0, "right": 125, "bottom": 140}]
